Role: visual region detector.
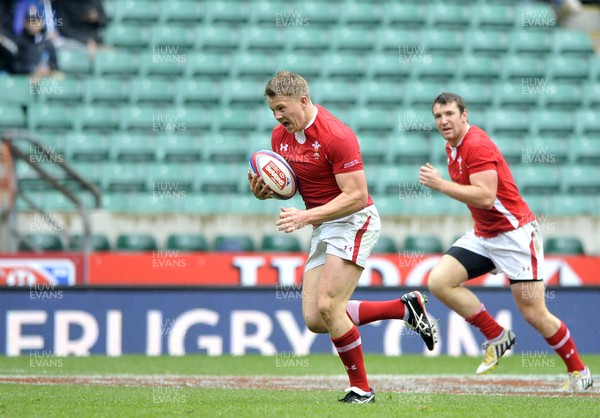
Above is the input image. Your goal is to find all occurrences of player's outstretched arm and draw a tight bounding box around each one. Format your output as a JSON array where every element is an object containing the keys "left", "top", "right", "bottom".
[{"left": 419, "top": 163, "right": 497, "bottom": 209}]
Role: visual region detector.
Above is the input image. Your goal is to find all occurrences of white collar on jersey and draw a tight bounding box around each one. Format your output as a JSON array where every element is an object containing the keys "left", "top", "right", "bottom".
[
  {"left": 449, "top": 124, "right": 471, "bottom": 160},
  {"left": 294, "top": 106, "right": 318, "bottom": 144}
]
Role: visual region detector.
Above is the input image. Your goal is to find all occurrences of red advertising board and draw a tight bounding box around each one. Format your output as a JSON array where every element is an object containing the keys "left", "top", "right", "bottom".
[
  {"left": 1, "top": 252, "right": 598, "bottom": 287},
  {"left": 87, "top": 252, "right": 600, "bottom": 287}
]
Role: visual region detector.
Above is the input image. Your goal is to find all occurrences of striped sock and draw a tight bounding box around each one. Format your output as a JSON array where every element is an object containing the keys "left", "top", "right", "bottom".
[
  {"left": 332, "top": 325, "right": 370, "bottom": 392},
  {"left": 466, "top": 304, "right": 504, "bottom": 341},
  {"left": 346, "top": 299, "right": 408, "bottom": 326},
  {"left": 545, "top": 321, "right": 585, "bottom": 372}
]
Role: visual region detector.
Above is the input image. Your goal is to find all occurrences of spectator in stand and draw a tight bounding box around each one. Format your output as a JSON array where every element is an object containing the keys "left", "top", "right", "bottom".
[
  {"left": 11, "top": 1, "right": 61, "bottom": 77},
  {"left": 52, "top": 0, "right": 107, "bottom": 57},
  {"left": 0, "top": 3, "right": 19, "bottom": 73}
]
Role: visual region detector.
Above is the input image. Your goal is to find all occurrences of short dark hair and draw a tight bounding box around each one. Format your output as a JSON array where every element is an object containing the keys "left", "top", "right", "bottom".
[
  {"left": 431, "top": 92, "right": 467, "bottom": 114},
  {"left": 264, "top": 70, "right": 310, "bottom": 99}
]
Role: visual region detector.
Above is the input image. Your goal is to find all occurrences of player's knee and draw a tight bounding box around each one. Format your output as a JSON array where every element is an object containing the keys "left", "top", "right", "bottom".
[
  {"left": 304, "top": 314, "right": 328, "bottom": 334},
  {"left": 316, "top": 295, "right": 336, "bottom": 325},
  {"left": 427, "top": 267, "right": 448, "bottom": 296}
]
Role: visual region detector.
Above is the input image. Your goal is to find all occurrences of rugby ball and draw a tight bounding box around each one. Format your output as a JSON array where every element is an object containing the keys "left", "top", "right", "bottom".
[{"left": 249, "top": 150, "right": 298, "bottom": 200}]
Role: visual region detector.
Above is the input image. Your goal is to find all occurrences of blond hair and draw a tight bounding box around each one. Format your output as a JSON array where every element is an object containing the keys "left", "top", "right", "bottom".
[{"left": 264, "top": 70, "right": 310, "bottom": 99}]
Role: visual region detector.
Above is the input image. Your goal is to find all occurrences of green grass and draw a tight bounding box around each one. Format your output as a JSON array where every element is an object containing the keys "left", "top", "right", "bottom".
[{"left": 0, "top": 355, "right": 598, "bottom": 418}]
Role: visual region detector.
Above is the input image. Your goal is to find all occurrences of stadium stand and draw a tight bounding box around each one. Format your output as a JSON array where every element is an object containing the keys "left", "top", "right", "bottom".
[{"left": 3, "top": 0, "right": 598, "bottom": 254}]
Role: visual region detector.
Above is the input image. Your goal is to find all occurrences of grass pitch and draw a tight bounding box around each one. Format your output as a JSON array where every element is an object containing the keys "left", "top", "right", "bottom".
[{"left": 0, "top": 354, "right": 598, "bottom": 418}]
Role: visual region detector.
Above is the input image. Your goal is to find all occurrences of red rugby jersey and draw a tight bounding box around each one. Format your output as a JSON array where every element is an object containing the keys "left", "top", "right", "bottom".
[
  {"left": 271, "top": 105, "right": 373, "bottom": 210},
  {"left": 446, "top": 125, "right": 534, "bottom": 237}
]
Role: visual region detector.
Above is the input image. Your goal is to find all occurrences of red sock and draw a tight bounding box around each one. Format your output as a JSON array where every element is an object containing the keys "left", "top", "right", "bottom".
[
  {"left": 332, "top": 325, "right": 370, "bottom": 392},
  {"left": 346, "top": 299, "right": 406, "bottom": 325},
  {"left": 466, "top": 304, "right": 504, "bottom": 341},
  {"left": 545, "top": 321, "right": 585, "bottom": 372}
]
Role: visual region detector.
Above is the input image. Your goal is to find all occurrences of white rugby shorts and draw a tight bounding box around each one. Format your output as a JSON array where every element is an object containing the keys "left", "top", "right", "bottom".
[
  {"left": 305, "top": 204, "right": 381, "bottom": 272},
  {"left": 452, "top": 220, "right": 544, "bottom": 281}
]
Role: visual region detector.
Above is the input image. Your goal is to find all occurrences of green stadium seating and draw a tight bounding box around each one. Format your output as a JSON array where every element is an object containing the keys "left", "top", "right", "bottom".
[
  {"left": 372, "top": 235, "right": 398, "bottom": 254},
  {"left": 166, "top": 234, "right": 209, "bottom": 251},
  {"left": 427, "top": 3, "right": 472, "bottom": 29},
  {"left": 332, "top": 27, "right": 377, "bottom": 52},
  {"left": 113, "top": 0, "right": 161, "bottom": 24},
  {"left": 104, "top": 24, "right": 151, "bottom": 50},
  {"left": 84, "top": 78, "right": 130, "bottom": 104},
  {"left": 214, "top": 234, "right": 255, "bottom": 252},
  {"left": 112, "top": 134, "right": 156, "bottom": 162},
  {"left": 296, "top": 2, "right": 340, "bottom": 26},
  {"left": 69, "top": 234, "right": 111, "bottom": 251},
  {"left": 446, "top": 81, "right": 493, "bottom": 112},
  {"left": 561, "top": 165, "right": 600, "bottom": 194},
  {"left": 156, "top": 136, "right": 202, "bottom": 163},
  {"left": 350, "top": 107, "right": 396, "bottom": 135},
  {"left": 70, "top": 162, "right": 105, "bottom": 189},
  {"left": 473, "top": 4, "right": 515, "bottom": 29},
  {"left": 485, "top": 109, "right": 530, "bottom": 136},
  {"left": 28, "top": 103, "right": 75, "bottom": 133},
  {"left": 380, "top": 165, "right": 420, "bottom": 196},
  {"left": 150, "top": 25, "right": 195, "bottom": 50},
  {"left": 57, "top": 49, "right": 91, "bottom": 76},
  {"left": 539, "top": 82, "right": 581, "bottom": 110},
  {"left": 94, "top": 50, "right": 140, "bottom": 77},
  {"left": 116, "top": 233, "right": 158, "bottom": 251},
  {"left": 129, "top": 78, "right": 176, "bottom": 105},
  {"left": 493, "top": 80, "right": 539, "bottom": 110},
  {"left": 286, "top": 27, "right": 331, "bottom": 52},
  {"left": 552, "top": 29, "right": 595, "bottom": 58},
  {"left": 368, "top": 53, "right": 412, "bottom": 81},
  {"left": 197, "top": 163, "right": 244, "bottom": 194},
  {"left": 310, "top": 80, "right": 359, "bottom": 108},
  {"left": 500, "top": 55, "right": 546, "bottom": 81},
  {"left": 160, "top": 0, "right": 206, "bottom": 25},
  {"left": 340, "top": 2, "right": 383, "bottom": 27},
  {"left": 19, "top": 233, "right": 64, "bottom": 251},
  {"left": 385, "top": 3, "right": 426, "bottom": 28},
  {"left": 175, "top": 79, "right": 221, "bottom": 107},
  {"left": 410, "top": 194, "right": 467, "bottom": 216},
  {"left": 512, "top": 165, "right": 562, "bottom": 195},
  {"left": 589, "top": 56, "right": 600, "bottom": 82},
  {"left": 131, "top": 190, "right": 186, "bottom": 214},
  {"left": 323, "top": 53, "right": 368, "bottom": 81},
  {"left": 568, "top": 137, "right": 600, "bottom": 164},
  {"left": 456, "top": 55, "right": 501, "bottom": 83},
  {"left": 466, "top": 29, "right": 511, "bottom": 56},
  {"left": 582, "top": 83, "right": 600, "bottom": 109},
  {"left": 359, "top": 135, "right": 387, "bottom": 165},
  {"left": 197, "top": 26, "right": 241, "bottom": 52},
  {"left": 204, "top": 135, "right": 247, "bottom": 163},
  {"left": 545, "top": 237, "right": 585, "bottom": 255},
  {"left": 546, "top": 56, "right": 589, "bottom": 82},
  {"left": 242, "top": 26, "right": 288, "bottom": 52},
  {"left": 205, "top": 0, "right": 251, "bottom": 26},
  {"left": 0, "top": 105, "right": 26, "bottom": 129},
  {"left": 510, "top": 30, "right": 552, "bottom": 57},
  {"left": 412, "top": 56, "right": 456, "bottom": 83},
  {"left": 388, "top": 134, "right": 430, "bottom": 165},
  {"left": 521, "top": 136, "right": 569, "bottom": 164},
  {"left": 376, "top": 28, "right": 418, "bottom": 54},
  {"left": 576, "top": 110, "right": 600, "bottom": 136},
  {"left": 105, "top": 162, "right": 149, "bottom": 193},
  {"left": 0, "top": 76, "right": 31, "bottom": 106},
  {"left": 545, "top": 195, "right": 596, "bottom": 216},
  {"left": 261, "top": 235, "right": 302, "bottom": 252},
  {"left": 251, "top": 0, "right": 290, "bottom": 26},
  {"left": 231, "top": 52, "right": 277, "bottom": 80},
  {"left": 359, "top": 80, "right": 404, "bottom": 107},
  {"left": 403, "top": 235, "right": 444, "bottom": 254},
  {"left": 276, "top": 53, "right": 322, "bottom": 79},
  {"left": 530, "top": 110, "right": 576, "bottom": 137},
  {"left": 74, "top": 105, "right": 121, "bottom": 132},
  {"left": 222, "top": 79, "right": 266, "bottom": 107},
  {"left": 139, "top": 52, "right": 187, "bottom": 78},
  {"left": 119, "top": 105, "right": 158, "bottom": 132},
  {"left": 421, "top": 29, "right": 465, "bottom": 56},
  {"left": 66, "top": 132, "right": 111, "bottom": 162}
]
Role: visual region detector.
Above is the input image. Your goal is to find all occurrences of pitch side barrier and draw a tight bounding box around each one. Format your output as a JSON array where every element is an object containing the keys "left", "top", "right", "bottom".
[{"left": 1, "top": 287, "right": 598, "bottom": 356}]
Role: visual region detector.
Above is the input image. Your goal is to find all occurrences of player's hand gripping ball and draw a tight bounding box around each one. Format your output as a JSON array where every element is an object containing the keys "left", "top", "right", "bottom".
[{"left": 249, "top": 150, "right": 298, "bottom": 200}]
